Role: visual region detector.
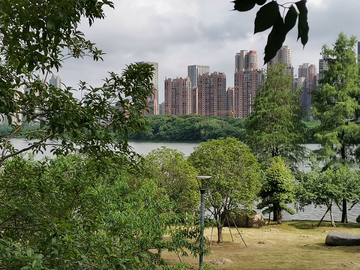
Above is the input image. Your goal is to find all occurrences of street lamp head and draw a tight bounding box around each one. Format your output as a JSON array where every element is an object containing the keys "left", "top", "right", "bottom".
[
  {"left": 196, "top": 175, "right": 211, "bottom": 191},
  {"left": 196, "top": 176, "right": 212, "bottom": 180}
]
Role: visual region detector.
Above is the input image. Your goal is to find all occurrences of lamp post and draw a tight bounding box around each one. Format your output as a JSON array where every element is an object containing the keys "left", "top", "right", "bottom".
[{"left": 196, "top": 175, "right": 211, "bottom": 269}]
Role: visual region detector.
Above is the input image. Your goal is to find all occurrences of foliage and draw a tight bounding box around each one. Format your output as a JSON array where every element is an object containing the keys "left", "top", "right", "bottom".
[
  {"left": 297, "top": 158, "right": 360, "bottom": 227},
  {"left": 130, "top": 115, "right": 246, "bottom": 142},
  {"left": 356, "top": 215, "right": 360, "bottom": 224},
  {"left": 312, "top": 32, "right": 360, "bottom": 223},
  {"left": 312, "top": 33, "right": 360, "bottom": 164},
  {"left": 257, "top": 156, "right": 296, "bottom": 224},
  {"left": 245, "top": 64, "right": 307, "bottom": 168},
  {"left": 143, "top": 147, "right": 199, "bottom": 215},
  {"left": 0, "top": 0, "right": 154, "bottom": 163},
  {"left": 0, "top": 1, "right": 193, "bottom": 268},
  {"left": 0, "top": 154, "right": 203, "bottom": 269},
  {"left": 1, "top": 62, "right": 154, "bottom": 163},
  {"left": 188, "top": 138, "right": 261, "bottom": 243},
  {"left": 233, "top": 0, "right": 309, "bottom": 63}
]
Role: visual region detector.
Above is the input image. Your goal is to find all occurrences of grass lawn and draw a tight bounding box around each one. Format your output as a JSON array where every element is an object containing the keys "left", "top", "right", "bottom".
[{"left": 162, "top": 221, "right": 360, "bottom": 270}]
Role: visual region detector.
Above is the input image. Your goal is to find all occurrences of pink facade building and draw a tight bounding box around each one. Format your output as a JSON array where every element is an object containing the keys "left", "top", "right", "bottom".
[
  {"left": 234, "top": 70, "right": 263, "bottom": 118},
  {"left": 164, "top": 77, "right": 192, "bottom": 115}
]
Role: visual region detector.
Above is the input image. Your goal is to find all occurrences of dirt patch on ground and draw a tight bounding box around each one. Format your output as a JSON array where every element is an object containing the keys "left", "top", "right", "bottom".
[{"left": 210, "top": 257, "right": 232, "bottom": 265}]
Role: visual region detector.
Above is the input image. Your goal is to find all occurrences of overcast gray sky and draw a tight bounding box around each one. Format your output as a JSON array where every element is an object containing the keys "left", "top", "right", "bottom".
[{"left": 58, "top": 0, "right": 360, "bottom": 103}]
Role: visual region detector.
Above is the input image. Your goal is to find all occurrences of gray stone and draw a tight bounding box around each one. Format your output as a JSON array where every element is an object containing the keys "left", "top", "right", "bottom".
[
  {"left": 221, "top": 209, "right": 265, "bottom": 228},
  {"left": 325, "top": 232, "right": 360, "bottom": 246}
]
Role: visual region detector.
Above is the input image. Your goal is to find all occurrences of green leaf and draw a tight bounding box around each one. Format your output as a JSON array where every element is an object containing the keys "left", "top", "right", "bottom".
[
  {"left": 254, "top": 1, "right": 279, "bottom": 34},
  {"left": 233, "top": 0, "right": 256, "bottom": 12},
  {"left": 264, "top": 15, "right": 286, "bottom": 64},
  {"left": 296, "top": 0, "right": 309, "bottom": 46},
  {"left": 256, "top": 0, "right": 267, "bottom": 5},
  {"left": 284, "top": 5, "right": 298, "bottom": 32}
]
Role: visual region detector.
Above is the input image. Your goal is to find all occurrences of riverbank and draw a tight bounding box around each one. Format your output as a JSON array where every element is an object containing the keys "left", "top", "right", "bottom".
[{"left": 163, "top": 221, "right": 360, "bottom": 270}]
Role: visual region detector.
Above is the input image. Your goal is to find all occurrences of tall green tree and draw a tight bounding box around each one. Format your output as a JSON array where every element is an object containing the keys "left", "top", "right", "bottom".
[
  {"left": 312, "top": 32, "right": 360, "bottom": 223},
  {"left": 188, "top": 137, "right": 261, "bottom": 243},
  {"left": 245, "top": 63, "right": 307, "bottom": 168},
  {"left": 257, "top": 156, "right": 296, "bottom": 224}
]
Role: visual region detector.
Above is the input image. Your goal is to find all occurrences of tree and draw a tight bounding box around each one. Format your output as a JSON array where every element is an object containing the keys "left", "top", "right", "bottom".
[
  {"left": 188, "top": 137, "right": 261, "bottom": 243},
  {"left": 0, "top": 0, "right": 154, "bottom": 162},
  {"left": 0, "top": 154, "right": 203, "bottom": 269},
  {"left": 0, "top": 1, "right": 204, "bottom": 268},
  {"left": 312, "top": 32, "right": 360, "bottom": 223},
  {"left": 257, "top": 156, "right": 296, "bottom": 224},
  {"left": 297, "top": 159, "right": 360, "bottom": 227},
  {"left": 245, "top": 63, "right": 307, "bottom": 168},
  {"left": 144, "top": 147, "right": 199, "bottom": 215},
  {"left": 233, "top": 0, "right": 309, "bottom": 63}
]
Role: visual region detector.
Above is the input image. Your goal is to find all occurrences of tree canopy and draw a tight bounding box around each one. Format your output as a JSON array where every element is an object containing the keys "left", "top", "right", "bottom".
[
  {"left": 0, "top": 1, "right": 206, "bottom": 268},
  {"left": 0, "top": 0, "right": 154, "bottom": 163},
  {"left": 312, "top": 32, "right": 360, "bottom": 223},
  {"left": 144, "top": 147, "right": 199, "bottom": 215},
  {"left": 188, "top": 137, "right": 261, "bottom": 243},
  {"left": 257, "top": 156, "right": 296, "bottom": 224},
  {"left": 245, "top": 63, "right": 307, "bottom": 168}
]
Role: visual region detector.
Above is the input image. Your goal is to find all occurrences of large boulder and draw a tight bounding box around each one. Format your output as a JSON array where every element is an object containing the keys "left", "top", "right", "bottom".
[
  {"left": 325, "top": 232, "right": 360, "bottom": 246},
  {"left": 221, "top": 209, "right": 265, "bottom": 228}
]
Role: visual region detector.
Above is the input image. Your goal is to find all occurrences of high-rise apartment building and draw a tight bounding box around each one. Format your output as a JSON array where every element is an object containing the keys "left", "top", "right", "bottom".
[
  {"left": 297, "top": 63, "right": 317, "bottom": 116},
  {"left": 197, "top": 72, "right": 227, "bottom": 117},
  {"left": 187, "top": 65, "right": 210, "bottom": 88},
  {"left": 136, "top": 61, "right": 159, "bottom": 115},
  {"left": 49, "top": 74, "right": 61, "bottom": 89},
  {"left": 164, "top": 77, "right": 192, "bottom": 115},
  {"left": 235, "top": 50, "right": 257, "bottom": 71},
  {"left": 234, "top": 69, "right": 263, "bottom": 118},
  {"left": 234, "top": 49, "right": 262, "bottom": 118},
  {"left": 268, "top": 45, "right": 293, "bottom": 75}
]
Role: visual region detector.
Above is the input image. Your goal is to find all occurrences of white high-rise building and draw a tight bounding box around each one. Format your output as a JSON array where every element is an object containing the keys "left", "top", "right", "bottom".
[
  {"left": 49, "top": 74, "right": 61, "bottom": 89},
  {"left": 268, "top": 45, "right": 293, "bottom": 75},
  {"left": 235, "top": 50, "right": 248, "bottom": 71},
  {"left": 235, "top": 50, "right": 257, "bottom": 71},
  {"left": 187, "top": 65, "right": 210, "bottom": 88}
]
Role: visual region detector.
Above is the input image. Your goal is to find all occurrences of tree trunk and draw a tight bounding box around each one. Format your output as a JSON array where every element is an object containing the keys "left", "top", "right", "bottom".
[
  {"left": 273, "top": 209, "right": 278, "bottom": 222},
  {"left": 341, "top": 198, "right": 348, "bottom": 223},
  {"left": 317, "top": 204, "right": 330, "bottom": 227},
  {"left": 217, "top": 225, "right": 223, "bottom": 243},
  {"left": 277, "top": 209, "right": 282, "bottom": 224},
  {"left": 330, "top": 205, "right": 336, "bottom": 227},
  {"left": 273, "top": 204, "right": 282, "bottom": 224}
]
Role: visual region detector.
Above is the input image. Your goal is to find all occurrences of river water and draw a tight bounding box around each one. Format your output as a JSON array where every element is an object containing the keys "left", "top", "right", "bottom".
[{"left": 8, "top": 139, "right": 360, "bottom": 223}]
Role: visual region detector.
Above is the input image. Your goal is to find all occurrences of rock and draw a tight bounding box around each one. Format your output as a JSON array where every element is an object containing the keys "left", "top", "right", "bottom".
[
  {"left": 325, "top": 232, "right": 360, "bottom": 246},
  {"left": 221, "top": 209, "right": 265, "bottom": 228}
]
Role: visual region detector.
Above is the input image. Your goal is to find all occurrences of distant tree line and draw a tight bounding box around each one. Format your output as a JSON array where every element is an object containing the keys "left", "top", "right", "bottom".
[{"left": 129, "top": 114, "right": 319, "bottom": 143}]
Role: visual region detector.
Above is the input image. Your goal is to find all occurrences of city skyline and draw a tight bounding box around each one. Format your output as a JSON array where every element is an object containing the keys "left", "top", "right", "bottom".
[
  {"left": 161, "top": 45, "right": 319, "bottom": 118},
  {"left": 55, "top": 0, "right": 360, "bottom": 104}
]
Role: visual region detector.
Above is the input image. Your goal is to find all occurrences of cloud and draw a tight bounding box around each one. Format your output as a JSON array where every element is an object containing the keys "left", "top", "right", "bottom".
[{"left": 56, "top": 0, "right": 360, "bottom": 103}]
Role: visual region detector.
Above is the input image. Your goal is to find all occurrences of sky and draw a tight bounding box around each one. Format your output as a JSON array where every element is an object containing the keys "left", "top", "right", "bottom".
[{"left": 58, "top": 0, "right": 360, "bottom": 103}]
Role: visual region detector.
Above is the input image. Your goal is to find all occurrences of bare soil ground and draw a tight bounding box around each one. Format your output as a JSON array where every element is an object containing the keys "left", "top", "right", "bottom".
[{"left": 162, "top": 221, "right": 360, "bottom": 270}]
